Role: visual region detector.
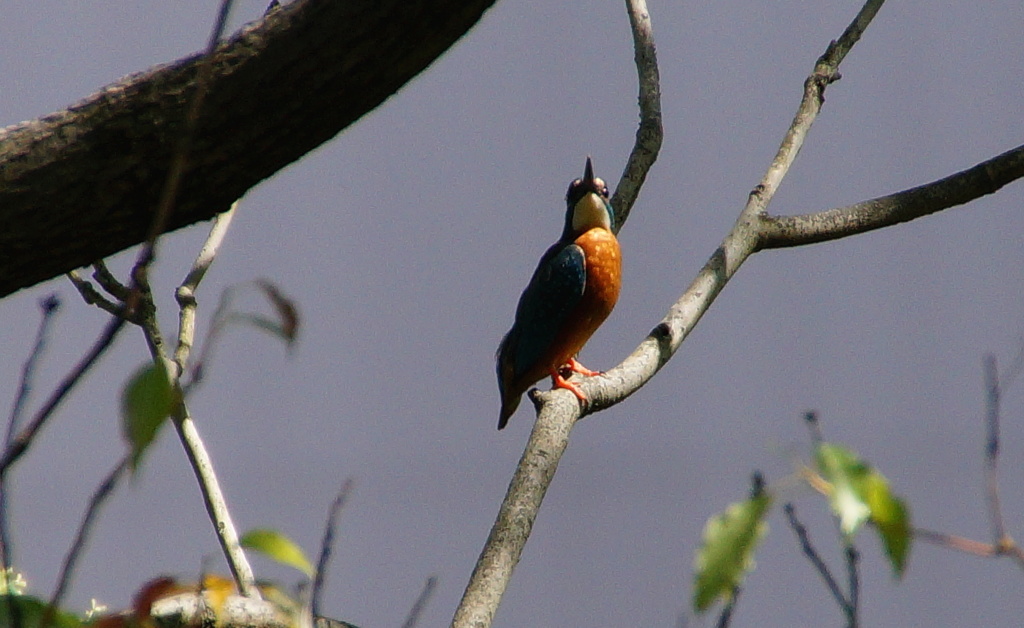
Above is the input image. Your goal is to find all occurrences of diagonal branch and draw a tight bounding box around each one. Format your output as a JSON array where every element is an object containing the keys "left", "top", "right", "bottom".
[
  {"left": 451, "top": 1, "right": 661, "bottom": 625},
  {"left": 0, "top": 0, "right": 496, "bottom": 299},
  {"left": 784, "top": 503, "right": 850, "bottom": 612},
  {"left": 455, "top": 1, "right": 894, "bottom": 626},
  {"left": 0, "top": 316, "right": 127, "bottom": 475},
  {"left": 49, "top": 456, "right": 130, "bottom": 611},
  {"left": 752, "top": 0, "right": 886, "bottom": 215},
  {"left": 758, "top": 143, "right": 1024, "bottom": 248}
]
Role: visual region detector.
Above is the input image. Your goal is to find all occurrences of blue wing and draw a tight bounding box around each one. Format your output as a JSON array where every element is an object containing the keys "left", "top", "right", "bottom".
[{"left": 504, "top": 242, "right": 586, "bottom": 380}]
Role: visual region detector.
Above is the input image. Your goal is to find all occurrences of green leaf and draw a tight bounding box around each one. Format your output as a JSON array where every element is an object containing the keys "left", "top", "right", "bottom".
[
  {"left": 0, "top": 594, "right": 83, "bottom": 628},
  {"left": 862, "top": 469, "right": 911, "bottom": 577},
  {"left": 120, "top": 362, "right": 176, "bottom": 470},
  {"left": 241, "top": 528, "right": 314, "bottom": 577},
  {"left": 692, "top": 490, "right": 771, "bottom": 612},
  {"left": 814, "top": 443, "right": 912, "bottom": 576},
  {"left": 815, "top": 443, "right": 871, "bottom": 536}
]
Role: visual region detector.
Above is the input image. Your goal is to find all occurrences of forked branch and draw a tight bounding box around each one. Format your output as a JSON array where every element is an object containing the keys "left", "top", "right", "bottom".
[
  {"left": 451, "top": 0, "right": 661, "bottom": 625},
  {"left": 455, "top": 0, "right": 1024, "bottom": 624}
]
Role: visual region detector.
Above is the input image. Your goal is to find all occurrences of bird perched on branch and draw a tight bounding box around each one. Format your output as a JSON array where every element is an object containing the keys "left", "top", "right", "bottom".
[{"left": 496, "top": 157, "right": 622, "bottom": 429}]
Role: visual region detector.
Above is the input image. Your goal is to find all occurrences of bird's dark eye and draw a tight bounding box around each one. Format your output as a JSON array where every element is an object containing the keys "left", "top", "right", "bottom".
[{"left": 602, "top": 186, "right": 609, "bottom": 197}]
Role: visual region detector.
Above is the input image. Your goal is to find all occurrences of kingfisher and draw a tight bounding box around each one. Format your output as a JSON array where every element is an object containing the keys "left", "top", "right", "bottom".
[{"left": 496, "top": 157, "right": 622, "bottom": 429}]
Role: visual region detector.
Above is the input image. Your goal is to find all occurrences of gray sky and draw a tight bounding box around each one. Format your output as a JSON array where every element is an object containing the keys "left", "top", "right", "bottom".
[{"left": 2, "top": 0, "right": 1023, "bottom": 626}]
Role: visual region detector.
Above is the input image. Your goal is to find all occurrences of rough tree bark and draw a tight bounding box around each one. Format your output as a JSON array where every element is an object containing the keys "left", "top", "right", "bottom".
[{"left": 0, "top": 0, "right": 496, "bottom": 299}]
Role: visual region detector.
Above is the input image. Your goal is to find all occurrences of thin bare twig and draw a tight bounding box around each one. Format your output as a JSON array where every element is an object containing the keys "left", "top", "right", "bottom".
[
  {"left": 151, "top": 224, "right": 259, "bottom": 600},
  {"left": 1, "top": 296, "right": 59, "bottom": 628},
  {"left": 400, "top": 576, "right": 438, "bottom": 628},
  {"left": 92, "top": 261, "right": 131, "bottom": 302},
  {"left": 714, "top": 586, "right": 740, "bottom": 628},
  {"left": 175, "top": 202, "right": 238, "bottom": 377},
  {"left": 784, "top": 503, "right": 849, "bottom": 612},
  {"left": 0, "top": 315, "right": 127, "bottom": 476},
  {"left": 803, "top": 410, "right": 824, "bottom": 446},
  {"left": 982, "top": 355, "right": 1007, "bottom": 548},
  {"left": 749, "top": 0, "right": 886, "bottom": 219},
  {"left": 913, "top": 527, "right": 1000, "bottom": 557},
  {"left": 66, "top": 271, "right": 124, "bottom": 318},
  {"left": 160, "top": 198, "right": 255, "bottom": 598},
  {"left": 311, "top": 478, "right": 354, "bottom": 619},
  {"left": 914, "top": 526, "right": 1024, "bottom": 569},
  {"left": 6, "top": 292, "right": 62, "bottom": 447},
  {"left": 3, "top": 295, "right": 60, "bottom": 452},
  {"left": 844, "top": 544, "right": 859, "bottom": 628},
  {"left": 909, "top": 353, "right": 1024, "bottom": 571},
  {"left": 156, "top": 201, "right": 256, "bottom": 600},
  {"left": 49, "top": 456, "right": 130, "bottom": 610},
  {"left": 170, "top": 402, "right": 259, "bottom": 598}
]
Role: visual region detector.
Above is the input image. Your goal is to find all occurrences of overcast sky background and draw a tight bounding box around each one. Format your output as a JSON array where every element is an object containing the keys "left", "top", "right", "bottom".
[{"left": 2, "top": 0, "right": 1023, "bottom": 626}]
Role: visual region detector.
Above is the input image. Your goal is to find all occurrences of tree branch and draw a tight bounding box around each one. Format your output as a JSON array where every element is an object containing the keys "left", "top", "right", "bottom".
[
  {"left": 175, "top": 202, "right": 237, "bottom": 375},
  {"left": 783, "top": 503, "right": 849, "bottom": 612},
  {"left": 752, "top": 0, "right": 886, "bottom": 217},
  {"left": 451, "top": 1, "right": 661, "bottom": 625},
  {"left": 311, "top": 478, "right": 355, "bottom": 620},
  {"left": 0, "top": 0, "right": 496, "bottom": 299},
  {"left": 454, "top": 2, "right": 890, "bottom": 625},
  {"left": 170, "top": 402, "right": 260, "bottom": 598},
  {"left": 758, "top": 143, "right": 1024, "bottom": 249},
  {"left": 610, "top": 0, "right": 663, "bottom": 232},
  {"left": 0, "top": 316, "right": 127, "bottom": 475},
  {"left": 49, "top": 457, "right": 129, "bottom": 611},
  {"left": 160, "top": 207, "right": 259, "bottom": 599},
  {"left": 69, "top": 195, "right": 259, "bottom": 598}
]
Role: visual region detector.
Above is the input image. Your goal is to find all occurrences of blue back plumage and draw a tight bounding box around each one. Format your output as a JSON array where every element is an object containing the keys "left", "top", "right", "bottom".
[{"left": 505, "top": 241, "right": 586, "bottom": 379}]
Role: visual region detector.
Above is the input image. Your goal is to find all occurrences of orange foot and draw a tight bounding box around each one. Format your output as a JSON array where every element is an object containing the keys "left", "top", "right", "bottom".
[
  {"left": 550, "top": 368, "right": 588, "bottom": 403},
  {"left": 566, "top": 357, "right": 602, "bottom": 377}
]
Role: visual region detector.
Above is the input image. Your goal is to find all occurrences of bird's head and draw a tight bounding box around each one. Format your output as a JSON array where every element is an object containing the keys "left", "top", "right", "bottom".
[{"left": 562, "top": 157, "right": 613, "bottom": 240}]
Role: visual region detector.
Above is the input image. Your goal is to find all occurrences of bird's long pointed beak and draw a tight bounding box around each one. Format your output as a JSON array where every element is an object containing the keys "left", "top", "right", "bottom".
[{"left": 583, "top": 156, "right": 595, "bottom": 185}]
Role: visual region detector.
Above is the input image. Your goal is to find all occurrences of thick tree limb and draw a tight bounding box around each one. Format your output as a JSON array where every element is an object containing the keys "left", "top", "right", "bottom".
[{"left": 0, "top": 0, "right": 496, "bottom": 299}]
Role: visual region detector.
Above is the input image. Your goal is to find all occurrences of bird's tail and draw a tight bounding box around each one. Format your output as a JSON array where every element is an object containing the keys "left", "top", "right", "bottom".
[{"left": 497, "top": 394, "right": 521, "bottom": 430}]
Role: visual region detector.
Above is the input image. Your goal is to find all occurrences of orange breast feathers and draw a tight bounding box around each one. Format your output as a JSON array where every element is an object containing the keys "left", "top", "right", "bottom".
[
  {"left": 548, "top": 227, "right": 621, "bottom": 366},
  {"left": 577, "top": 227, "right": 621, "bottom": 316}
]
